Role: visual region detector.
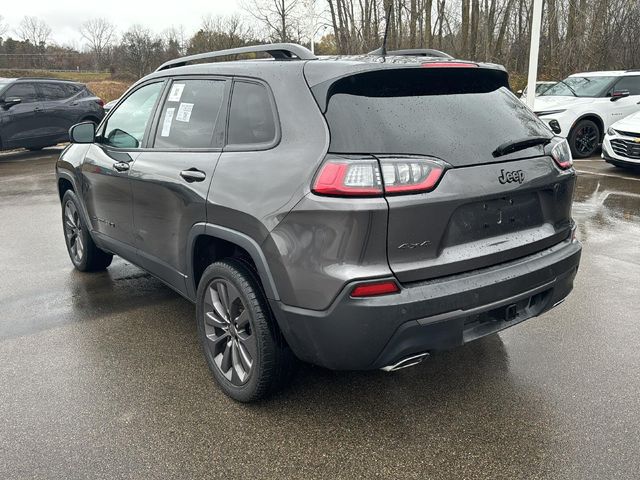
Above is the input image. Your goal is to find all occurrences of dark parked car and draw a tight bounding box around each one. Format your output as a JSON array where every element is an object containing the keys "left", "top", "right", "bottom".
[
  {"left": 56, "top": 44, "right": 581, "bottom": 402},
  {"left": 0, "top": 77, "right": 104, "bottom": 151}
]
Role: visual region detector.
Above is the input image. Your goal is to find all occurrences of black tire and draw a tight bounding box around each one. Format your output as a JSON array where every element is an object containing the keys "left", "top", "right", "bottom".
[
  {"left": 569, "top": 119, "right": 600, "bottom": 158},
  {"left": 196, "top": 258, "right": 295, "bottom": 402},
  {"left": 61, "top": 190, "right": 113, "bottom": 271}
]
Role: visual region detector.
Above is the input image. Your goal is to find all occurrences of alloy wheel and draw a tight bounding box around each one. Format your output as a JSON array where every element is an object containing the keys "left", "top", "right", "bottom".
[
  {"left": 203, "top": 279, "right": 256, "bottom": 386},
  {"left": 64, "top": 200, "right": 84, "bottom": 263},
  {"left": 575, "top": 125, "right": 598, "bottom": 155}
]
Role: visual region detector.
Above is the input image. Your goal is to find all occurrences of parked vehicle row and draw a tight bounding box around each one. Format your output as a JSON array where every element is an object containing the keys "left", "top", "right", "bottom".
[
  {"left": 56, "top": 44, "right": 581, "bottom": 402},
  {"left": 0, "top": 77, "right": 104, "bottom": 151},
  {"left": 533, "top": 70, "right": 640, "bottom": 159}
]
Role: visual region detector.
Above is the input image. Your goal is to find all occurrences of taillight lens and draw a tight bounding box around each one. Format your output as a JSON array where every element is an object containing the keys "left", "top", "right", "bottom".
[
  {"left": 351, "top": 280, "right": 400, "bottom": 297},
  {"left": 96, "top": 99, "right": 105, "bottom": 107},
  {"left": 312, "top": 159, "right": 382, "bottom": 196},
  {"left": 312, "top": 156, "right": 446, "bottom": 197},
  {"left": 551, "top": 139, "right": 573, "bottom": 169},
  {"left": 379, "top": 157, "right": 445, "bottom": 194}
]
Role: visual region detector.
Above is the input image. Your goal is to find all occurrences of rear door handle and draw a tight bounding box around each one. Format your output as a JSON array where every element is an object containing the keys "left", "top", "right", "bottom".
[
  {"left": 180, "top": 169, "right": 206, "bottom": 182},
  {"left": 33, "top": 106, "right": 43, "bottom": 112},
  {"left": 113, "top": 162, "right": 130, "bottom": 172}
]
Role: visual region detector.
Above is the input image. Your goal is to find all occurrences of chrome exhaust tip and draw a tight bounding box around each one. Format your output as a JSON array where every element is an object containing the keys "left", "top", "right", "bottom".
[{"left": 381, "top": 352, "right": 430, "bottom": 372}]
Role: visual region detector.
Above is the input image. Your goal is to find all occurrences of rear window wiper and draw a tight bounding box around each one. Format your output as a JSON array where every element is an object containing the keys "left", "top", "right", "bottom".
[{"left": 492, "top": 136, "right": 552, "bottom": 158}]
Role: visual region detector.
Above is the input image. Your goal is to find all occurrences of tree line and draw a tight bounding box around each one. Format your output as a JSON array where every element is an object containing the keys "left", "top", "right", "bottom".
[{"left": 1, "top": 1, "right": 639, "bottom": 82}]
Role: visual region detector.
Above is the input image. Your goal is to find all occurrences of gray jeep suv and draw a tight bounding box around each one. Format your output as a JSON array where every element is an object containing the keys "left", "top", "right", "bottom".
[{"left": 56, "top": 44, "right": 582, "bottom": 402}]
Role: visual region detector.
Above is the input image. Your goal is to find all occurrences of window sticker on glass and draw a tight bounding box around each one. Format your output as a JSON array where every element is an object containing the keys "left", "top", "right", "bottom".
[
  {"left": 161, "top": 108, "right": 175, "bottom": 137},
  {"left": 176, "top": 103, "right": 194, "bottom": 122},
  {"left": 168, "top": 84, "right": 185, "bottom": 102}
]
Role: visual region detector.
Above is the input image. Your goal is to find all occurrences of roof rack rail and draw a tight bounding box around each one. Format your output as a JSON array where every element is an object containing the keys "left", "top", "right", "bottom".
[
  {"left": 16, "top": 77, "right": 78, "bottom": 82},
  {"left": 156, "top": 43, "right": 317, "bottom": 72},
  {"left": 382, "top": 48, "right": 453, "bottom": 59}
]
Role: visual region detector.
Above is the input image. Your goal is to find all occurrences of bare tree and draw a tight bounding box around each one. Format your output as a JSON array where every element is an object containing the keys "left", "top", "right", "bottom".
[
  {"left": 80, "top": 18, "right": 116, "bottom": 70},
  {"left": 243, "top": 0, "right": 303, "bottom": 42},
  {"left": 16, "top": 16, "right": 52, "bottom": 46}
]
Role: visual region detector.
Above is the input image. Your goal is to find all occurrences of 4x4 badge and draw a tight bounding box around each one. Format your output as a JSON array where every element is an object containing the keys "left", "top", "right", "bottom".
[{"left": 498, "top": 169, "right": 525, "bottom": 185}]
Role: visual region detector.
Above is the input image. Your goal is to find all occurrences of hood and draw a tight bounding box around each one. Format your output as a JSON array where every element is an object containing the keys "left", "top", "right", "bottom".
[
  {"left": 532, "top": 95, "right": 593, "bottom": 112},
  {"left": 611, "top": 110, "right": 640, "bottom": 134}
]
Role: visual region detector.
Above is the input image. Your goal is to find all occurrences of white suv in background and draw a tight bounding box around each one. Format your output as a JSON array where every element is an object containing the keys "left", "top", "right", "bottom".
[
  {"left": 602, "top": 110, "right": 640, "bottom": 168},
  {"left": 533, "top": 71, "right": 640, "bottom": 158}
]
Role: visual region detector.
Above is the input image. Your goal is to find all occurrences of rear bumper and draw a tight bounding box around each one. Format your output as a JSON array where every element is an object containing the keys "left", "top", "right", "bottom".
[{"left": 270, "top": 238, "right": 581, "bottom": 370}]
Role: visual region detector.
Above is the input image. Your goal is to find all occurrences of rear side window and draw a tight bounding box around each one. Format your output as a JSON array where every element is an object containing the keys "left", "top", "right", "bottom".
[
  {"left": 4, "top": 82, "right": 38, "bottom": 103},
  {"left": 318, "top": 68, "right": 551, "bottom": 166},
  {"left": 227, "top": 81, "right": 277, "bottom": 146},
  {"left": 154, "top": 79, "right": 226, "bottom": 149},
  {"left": 612, "top": 76, "right": 640, "bottom": 95},
  {"left": 103, "top": 82, "right": 163, "bottom": 149},
  {"left": 39, "top": 82, "right": 69, "bottom": 101}
]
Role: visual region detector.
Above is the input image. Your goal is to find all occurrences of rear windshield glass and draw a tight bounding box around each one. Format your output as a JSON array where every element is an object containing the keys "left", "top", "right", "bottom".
[{"left": 318, "top": 69, "right": 551, "bottom": 163}]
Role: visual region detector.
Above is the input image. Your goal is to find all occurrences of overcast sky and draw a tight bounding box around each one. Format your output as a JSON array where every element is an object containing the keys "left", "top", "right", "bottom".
[{"left": 1, "top": 0, "right": 244, "bottom": 47}]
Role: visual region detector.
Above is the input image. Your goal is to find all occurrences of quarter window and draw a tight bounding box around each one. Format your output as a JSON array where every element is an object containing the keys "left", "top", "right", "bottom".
[
  {"left": 227, "top": 81, "right": 277, "bottom": 146},
  {"left": 102, "top": 82, "right": 163, "bottom": 149},
  {"left": 154, "top": 79, "right": 226, "bottom": 149},
  {"left": 3, "top": 83, "right": 38, "bottom": 103}
]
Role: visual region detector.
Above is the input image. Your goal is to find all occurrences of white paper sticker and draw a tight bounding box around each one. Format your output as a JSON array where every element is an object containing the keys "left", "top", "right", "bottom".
[
  {"left": 176, "top": 102, "right": 194, "bottom": 123},
  {"left": 161, "top": 108, "right": 175, "bottom": 137},
  {"left": 168, "top": 84, "right": 185, "bottom": 102}
]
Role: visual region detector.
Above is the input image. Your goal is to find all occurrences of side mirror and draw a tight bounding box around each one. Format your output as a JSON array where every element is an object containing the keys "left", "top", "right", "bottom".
[
  {"left": 69, "top": 121, "right": 96, "bottom": 144},
  {"left": 611, "top": 90, "right": 630, "bottom": 101},
  {"left": 1, "top": 97, "right": 22, "bottom": 109}
]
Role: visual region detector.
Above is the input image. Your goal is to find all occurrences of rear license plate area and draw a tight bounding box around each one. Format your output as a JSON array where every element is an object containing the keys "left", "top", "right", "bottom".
[{"left": 446, "top": 193, "right": 544, "bottom": 245}]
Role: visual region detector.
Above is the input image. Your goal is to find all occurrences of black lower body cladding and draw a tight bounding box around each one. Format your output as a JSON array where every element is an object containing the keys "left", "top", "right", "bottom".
[{"left": 270, "top": 238, "right": 581, "bottom": 371}]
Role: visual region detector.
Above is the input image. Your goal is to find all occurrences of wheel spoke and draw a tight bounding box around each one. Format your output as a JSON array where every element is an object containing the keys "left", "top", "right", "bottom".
[
  {"left": 205, "top": 310, "right": 228, "bottom": 329},
  {"left": 219, "top": 340, "right": 233, "bottom": 374},
  {"left": 231, "top": 339, "right": 248, "bottom": 382},
  {"left": 75, "top": 234, "right": 84, "bottom": 259},
  {"left": 236, "top": 338, "right": 254, "bottom": 371},
  {"left": 216, "top": 282, "right": 230, "bottom": 317},
  {"left": 206, "top": 329, "right": 229, "bottom": 348},
  {"left": 207, "top": 285, "right": 228, "bottom": 322}
]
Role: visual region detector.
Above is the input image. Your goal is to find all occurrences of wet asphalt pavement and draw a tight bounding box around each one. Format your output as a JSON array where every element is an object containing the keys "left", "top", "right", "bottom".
[{"left": 0, "top": 149, "right": 639, "bottom": 479}]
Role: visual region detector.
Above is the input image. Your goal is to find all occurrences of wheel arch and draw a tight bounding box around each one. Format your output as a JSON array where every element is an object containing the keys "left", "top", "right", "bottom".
[
  {"left": 570, "top": 113, "right": 605, "bottom": 141},
  {"left": 187, "top": 223, "right": 280, "bottom": 302}
]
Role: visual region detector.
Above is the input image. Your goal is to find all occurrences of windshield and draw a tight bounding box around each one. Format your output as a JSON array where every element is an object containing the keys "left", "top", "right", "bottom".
[
  {"left": 318, "top": 68, "right": 551, "bottom": 166},
  {"left": 541, "top": 76, "right": 614, "bottom": 97}
]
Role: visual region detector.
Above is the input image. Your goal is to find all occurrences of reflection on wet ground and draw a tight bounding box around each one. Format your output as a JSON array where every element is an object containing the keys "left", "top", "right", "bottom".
[{"left": 1, "top": 153, "right": 639, "bottom": 479}]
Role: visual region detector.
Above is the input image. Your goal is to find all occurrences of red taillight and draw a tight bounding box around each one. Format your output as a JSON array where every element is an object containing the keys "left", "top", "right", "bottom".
[
  {"left": 351, "top": 280, "right": 400, "bottom": 298},
  {"left": 551, "top": 139, "right": 573, "bottom": 169},
  {"left": 96, "top": 99, "right": 105, "bottom": 107},
  {"left": 312, "top": 156, "right": 446, "bottom": 197},
  {"left": 421, "top": 62, "right": 478, "bottom": 68},
  {"left": 312, "top": 159, "right": 383, "bottom": 196}
]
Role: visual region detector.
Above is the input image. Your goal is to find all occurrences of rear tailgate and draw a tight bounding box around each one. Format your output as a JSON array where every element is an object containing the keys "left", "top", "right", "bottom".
[
  {"left": 385, "top": 157, "right": 574, "bottom": 282},
  {"left": 312, "top": 65, "right": 575, "bottom": 283}
]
